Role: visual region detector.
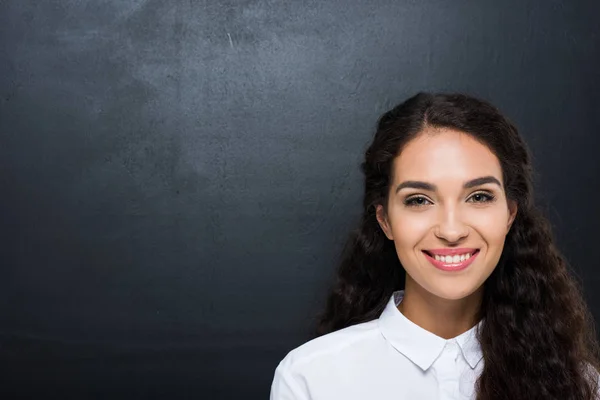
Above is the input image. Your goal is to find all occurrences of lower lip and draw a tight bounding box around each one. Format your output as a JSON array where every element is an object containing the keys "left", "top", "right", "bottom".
[{"left": 423, "top": 250, "right": 480, "bottom": 272}]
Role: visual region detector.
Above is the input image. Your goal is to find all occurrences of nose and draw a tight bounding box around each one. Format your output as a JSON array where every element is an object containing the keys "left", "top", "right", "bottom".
[{"left": 434, "top": 205, "right": 469, "bottom": 243}]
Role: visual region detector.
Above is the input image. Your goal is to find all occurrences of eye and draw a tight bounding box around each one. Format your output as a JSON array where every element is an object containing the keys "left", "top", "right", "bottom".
[
  {"left": 467, "top": 191, "right": 496, "bottom": 203},
  {"left": 404, "top": 195, "right": 433, "bottom": 207}
]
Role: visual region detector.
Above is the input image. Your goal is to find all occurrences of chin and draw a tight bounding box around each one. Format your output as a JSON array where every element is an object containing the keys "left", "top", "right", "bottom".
[{"left": 425, "top": 283, "right": 482, "bottom": 301}]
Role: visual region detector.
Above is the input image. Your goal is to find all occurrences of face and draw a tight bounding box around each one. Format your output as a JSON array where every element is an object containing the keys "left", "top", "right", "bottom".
[{"left": 376, "top": 127, "right": 517, "bottom": 301}]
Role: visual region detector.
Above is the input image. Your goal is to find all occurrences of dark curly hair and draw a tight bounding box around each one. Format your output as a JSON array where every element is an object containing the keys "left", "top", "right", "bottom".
[{"left": 316, "top": 92, "right": 600, "bottom": 399}]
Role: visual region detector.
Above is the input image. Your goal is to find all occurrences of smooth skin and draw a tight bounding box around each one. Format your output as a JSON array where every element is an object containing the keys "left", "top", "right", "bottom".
[{"left": 376, "top": 127, "right": 517, "bottom": 339}]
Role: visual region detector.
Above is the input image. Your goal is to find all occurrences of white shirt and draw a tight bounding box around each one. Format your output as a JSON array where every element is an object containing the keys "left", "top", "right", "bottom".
[{"left": 270, "top": 290, "right": 484, "bottom": 400}]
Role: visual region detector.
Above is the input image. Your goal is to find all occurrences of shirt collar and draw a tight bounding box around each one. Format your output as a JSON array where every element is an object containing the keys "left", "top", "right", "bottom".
[{"left": 378, "top": 290, "right": 483, "bottom": 371}]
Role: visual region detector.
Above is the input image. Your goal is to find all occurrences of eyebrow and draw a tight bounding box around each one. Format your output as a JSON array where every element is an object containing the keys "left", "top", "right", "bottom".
[{"left": 395, "top": 176, "right": 502, "bottom": 193}]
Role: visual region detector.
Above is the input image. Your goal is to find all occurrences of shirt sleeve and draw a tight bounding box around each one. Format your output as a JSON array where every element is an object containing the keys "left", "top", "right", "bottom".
[{"left": 269, "top": 360, "right": 311, "bottom": 400}]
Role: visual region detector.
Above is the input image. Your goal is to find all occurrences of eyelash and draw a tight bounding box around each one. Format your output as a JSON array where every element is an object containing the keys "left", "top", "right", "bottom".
[{"left": 403, "top": 192, "right": 496, "bottom": 208}]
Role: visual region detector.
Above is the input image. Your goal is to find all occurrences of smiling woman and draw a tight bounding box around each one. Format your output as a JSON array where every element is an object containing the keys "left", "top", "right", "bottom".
[{"left": 269, "top": 93, "right": 600, "bottom": 400}]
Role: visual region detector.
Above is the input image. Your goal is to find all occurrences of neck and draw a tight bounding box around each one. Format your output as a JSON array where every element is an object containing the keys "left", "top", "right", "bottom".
[{"left": 397, "top": 276, "right": 482, "bottom": 339}]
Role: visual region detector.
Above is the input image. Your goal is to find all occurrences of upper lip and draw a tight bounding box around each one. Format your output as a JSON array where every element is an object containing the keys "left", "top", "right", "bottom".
[{"left": 423, "top": 248, "right": 479, "bottom": 256}]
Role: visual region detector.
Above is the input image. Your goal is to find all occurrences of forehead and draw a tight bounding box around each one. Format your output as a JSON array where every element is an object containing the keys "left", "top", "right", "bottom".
[{"left": 392, "top": 127, "right": 503, "bottom": 184}]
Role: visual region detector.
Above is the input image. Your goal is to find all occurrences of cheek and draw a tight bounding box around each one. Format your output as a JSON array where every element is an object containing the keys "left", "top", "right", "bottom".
[
  {"left": 390, "top": 212, "right": 432, "bottom": 248},
  {"left": 469, "top": 208, "right": 510, "bottom": 247}
]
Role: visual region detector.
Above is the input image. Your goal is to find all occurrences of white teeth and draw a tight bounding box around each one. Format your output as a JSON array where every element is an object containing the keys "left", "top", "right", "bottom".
[{"left": 432, "top": 252, "right": 473, "bottom": 263}]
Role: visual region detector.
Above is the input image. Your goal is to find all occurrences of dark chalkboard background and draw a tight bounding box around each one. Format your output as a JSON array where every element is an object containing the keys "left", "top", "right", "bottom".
[{"left": 1, "top": 0, "right": 599, "bottom": 398}]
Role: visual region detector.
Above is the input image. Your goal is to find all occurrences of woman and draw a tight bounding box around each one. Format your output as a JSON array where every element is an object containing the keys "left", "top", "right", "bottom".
[{"left": 270, "top": 93, "right": 600, "bottom": 399}]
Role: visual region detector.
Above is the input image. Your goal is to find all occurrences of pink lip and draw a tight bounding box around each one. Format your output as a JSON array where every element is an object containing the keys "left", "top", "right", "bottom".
[{"left": 422, "top": 249, "right": 480, "bottom": 272}]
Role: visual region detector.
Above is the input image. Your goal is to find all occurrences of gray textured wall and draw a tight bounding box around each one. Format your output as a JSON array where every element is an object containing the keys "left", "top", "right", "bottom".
[{"left": 1, "top": 0, "right": 599, "bottom": 398}]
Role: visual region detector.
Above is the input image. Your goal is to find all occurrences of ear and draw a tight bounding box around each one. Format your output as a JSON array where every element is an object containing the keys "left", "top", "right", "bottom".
[
  {"left": 376, "top": 204, "right": 394, "bottom": 240},
  {"left": 506, "top": 200, "right": 518, "bottom": 233}
]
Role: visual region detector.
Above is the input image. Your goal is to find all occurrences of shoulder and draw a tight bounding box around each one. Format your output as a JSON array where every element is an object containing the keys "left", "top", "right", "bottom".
[
  {"left": 270, "top": 320, "right": 382, "bottom": 399},
  {"left": 279, "top": 319, "right": 381, "bottom": 371}
]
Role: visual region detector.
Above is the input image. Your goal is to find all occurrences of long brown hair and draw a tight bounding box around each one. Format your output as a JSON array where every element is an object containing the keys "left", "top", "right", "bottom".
[{"left": 316, "top": 92, "right": 600, "bottom": 399}]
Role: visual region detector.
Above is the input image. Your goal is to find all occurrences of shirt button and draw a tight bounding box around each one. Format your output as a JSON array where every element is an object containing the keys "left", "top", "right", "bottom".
[{"left": 446, "top": 340, "right": 459, "bottom": 362}]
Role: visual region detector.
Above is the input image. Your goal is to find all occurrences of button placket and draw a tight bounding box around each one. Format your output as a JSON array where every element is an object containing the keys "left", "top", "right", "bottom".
[
  {"left": 436, "top": 340, "right": 460, "bottom": 399},
  {"left": 447, "top": 340, "right": 458, "bottom": 362}
]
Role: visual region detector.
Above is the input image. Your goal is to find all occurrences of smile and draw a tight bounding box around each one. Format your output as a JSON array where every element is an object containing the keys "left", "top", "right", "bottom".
[{"left": 422, "top": 249, "right": 480, "bottom": 272}]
